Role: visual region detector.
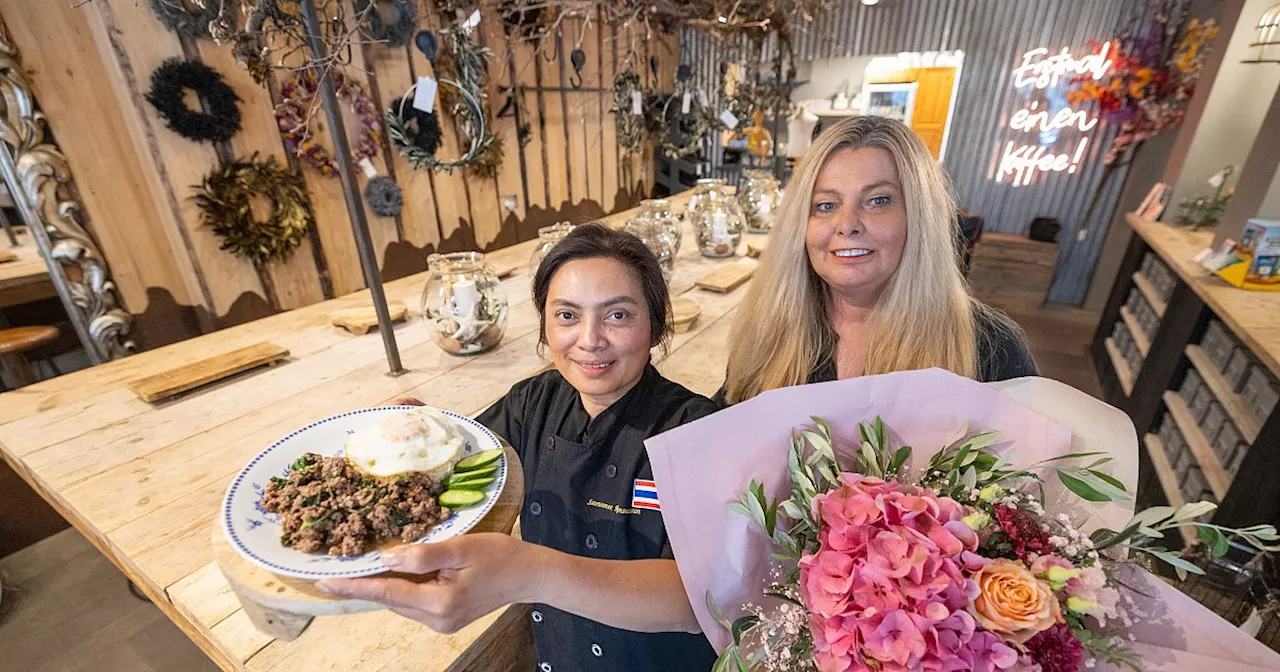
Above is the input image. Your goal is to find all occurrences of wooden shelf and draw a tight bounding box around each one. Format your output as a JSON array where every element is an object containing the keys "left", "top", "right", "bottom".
[
  {"left": 1185, "top": 345, "right": 1261, "bottom": 444},
  {"left": 1163, "top": 391, "right": 1230, "bottom": 500},
  {"left": 1105, "top": 337, "right": 1135, "bottom": 396},
  {"left": 1144, "top": 433, "right": 1196, "bottom": 548},
  {"left": 1132, "top": 272, "right": 1168, "bottom": 317},
  {"left": 1119, "top": 306, "right": 1151, "bottom": 357}
]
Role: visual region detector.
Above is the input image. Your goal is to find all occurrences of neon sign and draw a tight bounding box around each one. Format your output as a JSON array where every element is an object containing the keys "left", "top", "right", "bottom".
[{"left": 996, "top": 44, "right": 1112, "bottom": 186}]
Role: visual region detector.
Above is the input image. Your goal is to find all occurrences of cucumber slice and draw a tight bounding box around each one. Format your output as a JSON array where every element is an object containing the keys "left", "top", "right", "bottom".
[
  {"left": 448, "top": 476, "right": 495, "bottom": 490},
  {"left": 439, "top": 489, "right": 485, "bottom": 508},
  {"left": 455, "top": 449, "right": 503, "bottom": 472},
  {"left": 447, "top": 464, "right": 498, "bottom": 483}
]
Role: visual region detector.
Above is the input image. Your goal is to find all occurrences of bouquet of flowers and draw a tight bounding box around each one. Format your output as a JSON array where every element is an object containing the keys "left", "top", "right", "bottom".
[
  {"left": 1067, "top": 10, "right": 1219, "bottom": 165},
  {"left": 707, "top": 417, "right": 1279, "bottom": 672}
]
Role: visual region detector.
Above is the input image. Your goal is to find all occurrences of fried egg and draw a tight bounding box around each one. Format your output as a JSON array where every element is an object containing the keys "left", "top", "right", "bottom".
[{"left": 344, "top": 407, "right": 466, "bottom": 480}]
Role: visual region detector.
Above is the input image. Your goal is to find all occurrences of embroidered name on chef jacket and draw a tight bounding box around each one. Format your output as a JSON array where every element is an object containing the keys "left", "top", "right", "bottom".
[{"left": 631, "top": 479, "right": 660, "bottom": 511}]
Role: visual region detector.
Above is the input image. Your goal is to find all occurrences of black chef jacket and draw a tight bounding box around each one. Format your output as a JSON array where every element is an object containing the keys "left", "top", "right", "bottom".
[{"left": 476, "top": 363, "right": 718, "bottom": 672}]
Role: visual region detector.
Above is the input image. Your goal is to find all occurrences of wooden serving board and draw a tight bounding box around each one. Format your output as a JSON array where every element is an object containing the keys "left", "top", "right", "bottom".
[
  {"left": 214, "top": 442, "right": 524, "bottom": 640},
  {"left": 671, "top": 297, "right": 701, "bottom": 333},
  {"left": 489, "top": 260, "right": 520, "bottom": 279},
  {"left": 126, "top": 342, "right": 289, "bottom": 403},
  {"left": 695, "top": 258, "right": 757, "bottom": 293},
  {"left": 331, "top": 301, "right": 408, "bottom": 335}
]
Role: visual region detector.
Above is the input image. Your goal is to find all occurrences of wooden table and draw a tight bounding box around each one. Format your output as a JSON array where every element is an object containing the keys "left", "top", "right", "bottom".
[
  {"left": 1127, "top": 213, "right": 1280, "bottom": 379},
  {"left": 0, "top": 237, "right": 55, "bottom": 308},
  {"left": 0, "top": 192, "right": 766, "bottom": 671}
]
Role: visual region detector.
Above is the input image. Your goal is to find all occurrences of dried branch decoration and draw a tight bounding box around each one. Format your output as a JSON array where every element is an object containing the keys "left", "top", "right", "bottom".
[
  {"left": 611, "top": 69, "right": 645, "bottom": 156},
  {"left": 148, "top": 0, "right": 236, "bottom": 41},
  {"left": 354, "top": 0, "right": 418, "bottom": 47},
  {"left": 194, "top": 154, "right": 314, "bottom": 268}
]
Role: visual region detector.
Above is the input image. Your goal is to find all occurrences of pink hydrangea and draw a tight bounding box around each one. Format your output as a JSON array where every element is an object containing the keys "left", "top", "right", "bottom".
[{"left": 801, "top": 475, "right": 1014, "bottom": 672}]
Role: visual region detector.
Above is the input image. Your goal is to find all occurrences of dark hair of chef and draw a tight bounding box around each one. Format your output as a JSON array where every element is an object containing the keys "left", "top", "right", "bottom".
[{"left": 531, "top": 222, "right": 673, "bottom": 356}]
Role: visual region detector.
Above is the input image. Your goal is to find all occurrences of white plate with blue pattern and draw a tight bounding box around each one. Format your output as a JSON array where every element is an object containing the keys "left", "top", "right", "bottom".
[{"left": 221, "top": 405, "right": 505, "bottom": 580}]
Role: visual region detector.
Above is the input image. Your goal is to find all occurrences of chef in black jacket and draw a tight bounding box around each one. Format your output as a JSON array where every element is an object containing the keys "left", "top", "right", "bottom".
[{"left": 318, "top": 223, "right": 718, "bottom": 671}]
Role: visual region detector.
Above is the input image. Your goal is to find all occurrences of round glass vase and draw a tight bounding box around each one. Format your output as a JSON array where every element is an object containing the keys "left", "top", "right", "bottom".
[
  {"left": 528, "top": 222, "right": 575, "bottom": 275},
  {"left": 738, "top": 169, "right": 782, "bottom": 233},
  {"left": 421, "top": 252, "right": 509, "bottom": 356},
  {"left": 686, "top": 178, "right": 727, "bottom": 220},
  {"left": 640, "top": 198, "right": 682, "bottom": 256},
  {"left": 692, "top": 189, "right": 745, "bottom": 258},
  {"left": 622, "top": 217, "right": 676, "bottom": 280}
]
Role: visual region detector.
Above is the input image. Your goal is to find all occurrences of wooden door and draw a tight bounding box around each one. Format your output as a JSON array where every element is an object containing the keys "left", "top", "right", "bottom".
[{"left": 910, "top": 67, "right": 957, "bottom": 159}]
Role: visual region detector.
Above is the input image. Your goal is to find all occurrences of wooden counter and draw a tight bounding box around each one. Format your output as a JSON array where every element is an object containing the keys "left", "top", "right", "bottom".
[
  {"left": 1126, "top": 213, "right": 1280, "bottom": 378},
  {"left": 0, "top": 191, "right": 766, "bottom": 671},
  {"left": 0, "top": 238, "right": 54, "bottom": 307}
]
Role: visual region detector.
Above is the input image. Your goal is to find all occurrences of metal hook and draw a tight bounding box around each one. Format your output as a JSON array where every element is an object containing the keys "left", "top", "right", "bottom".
[
  {"left": 649, "top": 55, "right": 660, "bottom": 83},
  {"left": 569, "top": 48, "right": 586, "bottom": 89}
]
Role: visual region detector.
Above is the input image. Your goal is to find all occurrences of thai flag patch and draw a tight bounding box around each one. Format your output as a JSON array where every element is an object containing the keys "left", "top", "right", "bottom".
[{"left": 632, "top": 479, "right": 660, "bottom": 511}]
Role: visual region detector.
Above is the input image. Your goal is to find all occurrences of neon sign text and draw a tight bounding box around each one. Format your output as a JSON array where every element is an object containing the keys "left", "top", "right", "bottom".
[
  {"left": 1013, "top": 42, "right": 1113, "bottom": 90},
  {"left": 997, "top": 137, "right": 1090, "bottom": 186},
  {"left": 1008, "top": 101, "right": 1099, "bottom": 134}
]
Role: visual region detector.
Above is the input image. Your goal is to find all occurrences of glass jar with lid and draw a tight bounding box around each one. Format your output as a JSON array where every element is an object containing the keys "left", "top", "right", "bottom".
[
  {"left": 691, "top": 189, "right": 745, "bottom": 258},
  {"left": 622, "top": 216, "right": 676, "bottom": 280},
  {"left": 528, "top": 222, "right": 575, "bottom": 275},
  {"left": 738, "top": 169, "right": 782, "bottom": 233},
  {"left": 421, "top": 252, "right": 508, "bottom": 355},
  {"left": 685, "top": 178, "right": 726, "bottom": 219},
  {"left": 639, "top": 198, "right": 682, "bottom": 255}
]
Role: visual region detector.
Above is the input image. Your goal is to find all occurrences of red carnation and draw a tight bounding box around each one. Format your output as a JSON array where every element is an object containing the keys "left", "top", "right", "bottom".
[
  {"left": 1025, "top": 623, "right": 1086, "bottom": 672},
  {"left": 994, "top": 505, "right": 1052, "bottom": 560}
]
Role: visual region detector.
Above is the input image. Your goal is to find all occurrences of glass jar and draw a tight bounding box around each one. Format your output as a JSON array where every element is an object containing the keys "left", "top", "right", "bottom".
[
  {"left": 640, "top": 198, "right": 682, "bottom": 256},
  {"left": 685, "top": 178, "right": 726, "bottom": 219},
  {"left": 421, "top": 252, "right": 508, "bottom": 355},
  {"left": 528, "top": 222, "right": 575, "bottom": 275},
  {"left": 691, "top": 189, "right": 745, "bottom": 258},
  {"left": 622, "top": 217, "right": 676, "bottom": 280},
  {"left": 738, "top": 169, "right": 782, "bottom": 233}
]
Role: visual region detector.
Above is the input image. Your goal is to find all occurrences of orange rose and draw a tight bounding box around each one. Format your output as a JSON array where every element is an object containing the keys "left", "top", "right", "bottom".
[{"left": 968, "top": 559, "right": 1063, "bottom": 645}]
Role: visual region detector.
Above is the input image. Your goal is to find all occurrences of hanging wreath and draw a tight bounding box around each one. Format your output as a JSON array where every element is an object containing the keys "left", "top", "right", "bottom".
[
  {"left": 611, "top": 70, "right": 646, "bottom": 156},
  {"left": 275, "top": 68, "right": 383, "bottom": 177},
  {"left": 146, "top": 59, "right": 242, "bottom": 143},
  {"left": 364, "top": 176, "right": 404, "bottom": 217},
  {"left": 194, "top": 154, "right": 314, "bottom": 269},
  {"left": 654, "top": 74, "right": 723, "bottom": 160},
  {"left": 148, "top": 0, "right": 235, "bottom": 41},
  {"left": 354, "top": 0, "right": 418, "bottom": 47},
  {"left": 387, "top": 25, "right": 496, "bottom": 174}
]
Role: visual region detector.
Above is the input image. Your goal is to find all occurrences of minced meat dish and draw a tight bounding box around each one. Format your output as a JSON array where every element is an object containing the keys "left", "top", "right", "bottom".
[{"left": 261, "top": 452, "right": 452, "bottom": 556}]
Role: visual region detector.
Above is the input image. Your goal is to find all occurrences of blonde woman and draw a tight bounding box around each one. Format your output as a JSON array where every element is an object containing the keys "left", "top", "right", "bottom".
[{"left": 719, "top": 116, "right": 1036, "bottom": 405}]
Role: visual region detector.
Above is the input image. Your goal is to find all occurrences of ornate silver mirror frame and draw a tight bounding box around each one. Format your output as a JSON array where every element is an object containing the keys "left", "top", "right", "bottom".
[{"left": 0, "top": 16, "right": 134, "bottom": 363}]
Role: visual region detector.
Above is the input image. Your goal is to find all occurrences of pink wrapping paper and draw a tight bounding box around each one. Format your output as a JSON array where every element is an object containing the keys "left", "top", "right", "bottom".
[{"left": 645, "top": 369, "right": 1280, "bottom": 669}]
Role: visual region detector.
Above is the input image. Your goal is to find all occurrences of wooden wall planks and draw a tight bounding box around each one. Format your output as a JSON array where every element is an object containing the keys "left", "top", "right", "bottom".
[{"left": 1, "top": 0, "right": 665, "bottom": 348}]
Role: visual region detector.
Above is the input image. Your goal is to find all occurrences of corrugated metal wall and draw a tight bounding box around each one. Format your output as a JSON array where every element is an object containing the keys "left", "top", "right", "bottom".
[{"left": 681, "top": 0, "right": 1157, "bottom": 304}]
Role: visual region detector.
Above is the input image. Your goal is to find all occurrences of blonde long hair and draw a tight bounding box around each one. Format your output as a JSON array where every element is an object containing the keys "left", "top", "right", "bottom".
[{"left": 724, "top": 116, "right": 979, "bottom": 404}]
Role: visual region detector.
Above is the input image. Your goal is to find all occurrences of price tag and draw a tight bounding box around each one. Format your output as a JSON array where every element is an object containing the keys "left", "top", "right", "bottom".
[
  {"left": 681, "top": 92, "right": 692, "bottom": 114},
  {"left": 358, "top": 158, "right": 378, "bottom": 179},
  {"left": 413, "top": 75, "right": 438, "bottom": 114},
  {"left": 462, "top": 9, "right": 481, "bottom": 31},
  {"left": 631, "top": 90, "right": 643, "bottom": 115},
  {"left": 719, "top": 109, "right": 739, "bottom": 130},
  {"left": 698, "top": 90, "right": 709, "bottom": 107}
]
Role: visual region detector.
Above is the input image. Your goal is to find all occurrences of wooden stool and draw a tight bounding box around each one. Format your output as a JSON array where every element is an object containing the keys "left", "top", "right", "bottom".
[{"left": 0, "top": 325, "right": 59, "bottom": 388}]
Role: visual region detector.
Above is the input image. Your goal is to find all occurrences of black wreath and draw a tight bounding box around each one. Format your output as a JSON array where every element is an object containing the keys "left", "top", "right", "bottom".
[
  {"left": 147, "top": 0, "right": 228, "bottom": 40},
  {"left": 355, "top": 0, "right": 418, "bottom": 47},
  {"left": 364, "top": 176, "right": 404, "bottom": 217},
  {"left": 146, "top": 59, "right": 242, "bottom": 143}
]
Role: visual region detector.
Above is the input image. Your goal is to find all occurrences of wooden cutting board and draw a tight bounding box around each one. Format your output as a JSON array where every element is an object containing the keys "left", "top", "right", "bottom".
[
  {"left": 490, "top": 260, "right": 520, "bottom": 279},
  {"left": 213, "top": 442, "right": 524, "bottom": 640},
  {"left": 695, "top": 258, "right": 757, "bottom": 293},
  {"left": 0, "top": 249, "right": 16, "bottom": 263},
  {"left": 126, "top": 343, "right": 289, "bottom": 403},
  {"left": 331, "top": 301, "right": 408, "bottom": 334},
  {"left": 671, "top": 297, "right": 701, "bottom": 333}
]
